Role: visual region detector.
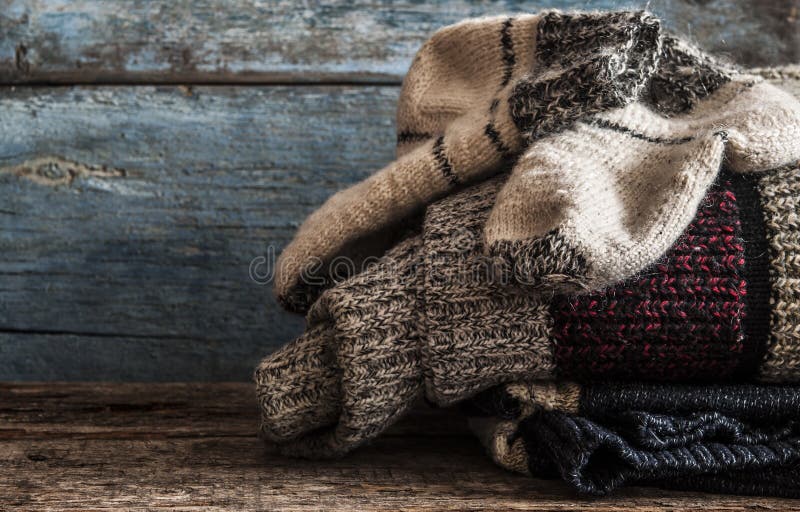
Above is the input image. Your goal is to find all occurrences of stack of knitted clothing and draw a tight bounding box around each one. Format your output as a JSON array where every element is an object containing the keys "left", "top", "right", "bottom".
[{"left": 255, "top": 10, "right": 800, "bottom": 496}]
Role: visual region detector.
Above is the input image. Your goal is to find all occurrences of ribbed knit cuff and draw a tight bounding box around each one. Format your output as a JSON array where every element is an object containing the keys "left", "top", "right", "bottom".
[
  {"left": 255, "top": 236, "right": 425, "bottom": 457},
  {"left": 255, "top": 323, "right": 342, "bottom": 442},
  {"left": 419, "top": 176, "right": 556, "bottom": 406},
  {"left": 422, "top": 291, "right": 556, "bottom": 406}
]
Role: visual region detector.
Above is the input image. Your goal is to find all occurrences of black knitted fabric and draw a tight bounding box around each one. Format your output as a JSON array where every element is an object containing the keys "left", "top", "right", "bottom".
[
  {"left": 470, "top": 383, "right": 800, "bottom": 496},
  {"left": 727, "top": 172, "right": 773, "bottom": 378},
  {"left": 581, "top": 383, "right": 800, "bottom": 422},
  {"left": 519, "top": 408, "right": 800, "bottom": 496},
  {"left": 655, "top": 467, "right": 800, "bottom": 497}
]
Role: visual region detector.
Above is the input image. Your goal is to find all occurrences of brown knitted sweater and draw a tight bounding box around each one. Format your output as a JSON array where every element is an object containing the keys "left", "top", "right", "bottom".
[{"left": 257, "top": 175, "right": 552, "bottom": 457}]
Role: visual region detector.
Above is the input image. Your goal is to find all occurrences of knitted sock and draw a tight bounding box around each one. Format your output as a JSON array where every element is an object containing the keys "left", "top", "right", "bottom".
[
  {"left": 468, "top": 382, "right": 800, "bottom": 496},
  {"left": 256, "top": 162, "right": 800, "bottom": 457},
  {"left": 486, "top": 36, "right": 800, "bottom": 293},
  {"left": 274, "top": 11, "right": 662, "bottom": 312}
]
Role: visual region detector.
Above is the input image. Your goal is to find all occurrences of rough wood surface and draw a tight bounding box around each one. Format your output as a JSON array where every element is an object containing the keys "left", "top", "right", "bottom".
[
  {"left": 1, "top": 0, "right": 798, "bottom": 84},
  {"left": 1, "top": 72, "right": 798, "bottom": 381},
  {"left": 0, "top": 382, "right": 798, "bottom": 511},
  {"left": 0, "top": 85, "right": 398, "bottom": 380}
]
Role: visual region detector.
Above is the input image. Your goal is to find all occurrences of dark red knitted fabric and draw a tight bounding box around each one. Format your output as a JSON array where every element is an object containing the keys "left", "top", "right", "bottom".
[{"left": 553, "top": 174, "right": 750, "bottom": 381}]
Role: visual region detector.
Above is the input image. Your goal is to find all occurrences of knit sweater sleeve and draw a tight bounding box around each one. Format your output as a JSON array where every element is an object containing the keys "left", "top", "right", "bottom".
[
  {"left": 254, "top": 176, "right": 560, "bottom": 457},
  {"left": 420, "top": 175, "right": 557, "bottom": 405},
  {"left": 255, "top": 234, "right": 425, "bottom": 457}
]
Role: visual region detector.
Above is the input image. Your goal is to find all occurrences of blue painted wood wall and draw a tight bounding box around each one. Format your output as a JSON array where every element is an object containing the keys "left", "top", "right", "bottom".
[{"left": 0, "top": 0, "right": 798, "bottom": 380}]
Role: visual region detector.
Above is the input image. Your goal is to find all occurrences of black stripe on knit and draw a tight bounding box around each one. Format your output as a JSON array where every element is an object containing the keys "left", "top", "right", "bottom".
[
  {"left": 484, "top": 123, "right": 513, "bottom": 161},
  {"left": 397, "top": 130, "right": 432, "bottom": 144},
  {"left": 432, "top": 136, "right": 460, "bottom": 187},
  {"left": 727, "top": 169, "right": 772, "bottom": 379},
  {"left": 588, "top": 118, "right": 695, "bottom": 145},
  {"left": 581, "top": 382, "right": 800, "bottom": 422},
  {"left": 500, "top": 17, "right": 516, "bottom": 87}
]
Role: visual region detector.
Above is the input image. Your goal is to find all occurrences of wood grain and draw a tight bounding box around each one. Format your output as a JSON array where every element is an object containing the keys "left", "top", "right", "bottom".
[
  {"left": 1, "top": 0, "right": 798, "bottom": 84},
  {"left": 0, "top": 84, "right": 399, "bottom": 380},
  {"left": 1, "top": 382, "right": 798, "bottom": 511}
]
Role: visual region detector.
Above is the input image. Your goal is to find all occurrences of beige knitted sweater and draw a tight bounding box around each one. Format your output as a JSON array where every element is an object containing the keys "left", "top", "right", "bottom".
[{"left": 274, "top": 12, "right": 800, "bottom": 312}]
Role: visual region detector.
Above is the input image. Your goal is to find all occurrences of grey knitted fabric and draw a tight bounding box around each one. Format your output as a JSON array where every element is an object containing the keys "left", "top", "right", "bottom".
[{"left": 257, "top": 235, "right": 424, "bottom": 456}]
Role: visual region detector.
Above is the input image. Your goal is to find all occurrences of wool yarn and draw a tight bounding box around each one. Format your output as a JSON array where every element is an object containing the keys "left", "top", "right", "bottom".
[
  {"left": 468, "top": 382, "right": 800, "bottom": 496},
  {"left": 486, "top": 36, "right": 800, "bottom": 294},
  {"left": 256, "top": 161, "right": 800, "bottom": 457},
  {"left": 274, "top": 14, "right": 800, "bottom": 314},
  {"left": 274, "top": 11, "right": 663, "bottom": 313}
]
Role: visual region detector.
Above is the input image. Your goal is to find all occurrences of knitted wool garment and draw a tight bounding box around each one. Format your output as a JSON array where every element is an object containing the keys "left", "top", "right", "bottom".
[
  {"left": 274, "top": 10, "right": 663, "bottom": 312},
  {"left": 274, "top": 13, "right": 800, "bottom": 314},
  {"left": 468, "top": 382, "right": 800, "bottom": 497},
  {"left": 255, "top": 162, "right": 800, "bottom": 457},
  {"left": 486, "top": 39, "right": 800, "bottom": 294}
]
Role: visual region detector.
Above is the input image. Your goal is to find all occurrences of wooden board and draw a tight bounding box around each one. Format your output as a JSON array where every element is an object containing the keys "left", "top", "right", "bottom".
[
  {"left": 1, "top": 0, "right": 798, "bottom": 84},
  {"left": 2, "top": 382, "right": 799, "bottom": 511},
  {"left": 0, "top": 84, "right": 400, "bottom": 380}
]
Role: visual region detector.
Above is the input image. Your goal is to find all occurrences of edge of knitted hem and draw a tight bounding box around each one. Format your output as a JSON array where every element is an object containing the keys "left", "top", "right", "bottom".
[{"left": 727, "top": 168, "right": 772, "bottom": 378}]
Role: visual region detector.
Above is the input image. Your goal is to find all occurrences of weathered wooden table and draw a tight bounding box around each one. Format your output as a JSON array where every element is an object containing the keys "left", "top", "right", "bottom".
[{"left": 2, "top": 382, "right": 799, "bottom": 511}]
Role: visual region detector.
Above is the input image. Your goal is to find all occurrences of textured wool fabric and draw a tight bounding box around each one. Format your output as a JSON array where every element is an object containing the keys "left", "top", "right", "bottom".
[
  {"left": 758, "top": 167, "right": 800, "bottom": 381},
  {"left": 274, "top": 10, "right": 663, "bottom": 313},
  {"left": 257, "top": 175, "right": 555, "bottom": 457},
  {"left": 275, "top": 14, "right": 800, "bottom": 314},
  {"left": 486, "top": 36, "right": 800, "bottom": 293},
  {"left": 257, "top": 236, "right": 425, "bottom": 456},
  {"left": 549, "top": 173, "right": 754, "bottom": 381},
  {"left": 468, "top": 382, "right": 800, "bottom": 496},
  {"left": 256, "top": 163, "right": 800, "bottom": 458}
]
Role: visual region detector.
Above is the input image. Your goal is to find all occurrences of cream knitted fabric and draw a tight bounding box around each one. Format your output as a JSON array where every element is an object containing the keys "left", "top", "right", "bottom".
[
  {"left": 486, "top": 37, "right": 800, "bottom": 292},
  {"left": 274, "top": 11, "right": 662, "bottom": 312}
]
